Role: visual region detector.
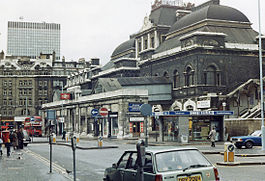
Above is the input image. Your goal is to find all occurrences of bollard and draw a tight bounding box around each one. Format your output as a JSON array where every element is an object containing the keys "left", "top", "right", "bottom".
[
  {"left": 52, "top": 133, "right": 56, "bottom": 143},
  {"left": 66, "top": 133, "right": 69, "bottom": 142},
  {"left": 98, "top": 136, "right": 103, "bottom": 147},
  {"left": 75, "top": 133, "right": 80, "bottom": 143},
  {"left": 224, "top": 142, "right": 235, "bottom": 162}
]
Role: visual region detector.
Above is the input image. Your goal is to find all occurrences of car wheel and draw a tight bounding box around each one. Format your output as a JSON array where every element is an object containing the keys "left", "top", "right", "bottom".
[
  {"left": 245, "top": 141, "right": 253, "bottom": 149},
  {"left": 105, "top": 176, "right": 111, "bottom": 181},
  {"left": 24, "top": 143, "right": 28, "bottom": 147}
]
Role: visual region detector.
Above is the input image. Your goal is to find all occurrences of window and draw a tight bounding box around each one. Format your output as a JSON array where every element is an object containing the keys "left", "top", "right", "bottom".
[
  {"left": 185, "top": 67, "right": 194, "bottom": 86},
  {"left": 151, "top": 37, "right": 155, "bottom": 48},
  {"left": 118, "top": 152, "right": 131, "bottom": 169},
  {"left": 173, "top": 70, "right": 179, "bottom": 88},
  {"left": 19, "top": 80, "right": 23, "bottom": 86},
  {"left": 144, "top": 39, "right": 148, "bottom": 49},
  {"left": 19, "top": 89, "right": 23, "bottom": 95},
  {"left": 3, "top": 80, "right": 7, "bottom": 86},
  {"left": 3, "top": 90, "right": 7, "bottom": 95},
  {"left": 204, "top": 65, "right": 220, "bottom": 86},
  {"left": 9, "top": 80, "right": 12, "bottom": 86},
  {"left": 138, "top": 41, "right": 142, "bottom": 52}
]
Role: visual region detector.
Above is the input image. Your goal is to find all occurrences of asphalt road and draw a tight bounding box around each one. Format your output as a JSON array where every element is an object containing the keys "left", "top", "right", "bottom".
[{"left": 2, "top": 138, "right": 265, "bottom": 181}]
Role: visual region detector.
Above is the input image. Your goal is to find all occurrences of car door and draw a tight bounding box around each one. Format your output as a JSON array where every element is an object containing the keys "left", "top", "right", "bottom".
[
  {"left": 111, "top": 151, "right": 132, "bottom": 181},
  {"left": 123, "top": 152, "right": 156, "bottom": 181},
  {"left": 122, "top": 152, "right": 138, "bottom": 181}
]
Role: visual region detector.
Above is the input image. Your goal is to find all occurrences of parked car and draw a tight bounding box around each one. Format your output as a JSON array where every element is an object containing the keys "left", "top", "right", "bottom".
[
  {"left": 231, "top": 130, "right": 262, "bottom": 149},
  {"left": 23, "top": 130, "right": 31, "bottom": 146},
  {"left": 103, "top": 147, "right": 220, "bottom": 181}
]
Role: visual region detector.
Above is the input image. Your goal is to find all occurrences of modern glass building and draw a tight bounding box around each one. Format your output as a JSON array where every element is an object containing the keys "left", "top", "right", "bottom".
[{"left": 7, "top": 21, "right": 60, "bottom": 60}]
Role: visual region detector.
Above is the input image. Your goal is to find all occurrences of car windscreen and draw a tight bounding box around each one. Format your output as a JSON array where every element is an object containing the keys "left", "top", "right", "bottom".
[
  {"left": 155, "top": 149, "right": 211, "bottom": 172},
  {"left": 250, "top": 130, "right": 261, "bottom": 136}
]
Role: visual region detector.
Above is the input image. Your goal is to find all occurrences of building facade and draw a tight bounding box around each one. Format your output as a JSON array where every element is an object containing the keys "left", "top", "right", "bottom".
[
  {"left": 42, "top": 0, "right": 265, "bottom": 142},
  {"left": 7, "top": 21, "right": 60, "bottom": 60}
]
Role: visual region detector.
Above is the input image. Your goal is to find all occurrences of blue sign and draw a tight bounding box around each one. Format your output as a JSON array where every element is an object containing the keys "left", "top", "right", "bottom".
[
  {"left": 47, "top": 110, "right": 56, "bottom": 120},
  {"left": 152, "top": 111, "right": 234, "bottom": 116},
  {"left": 128, "top": 103, "right": 143, "bottom": 112},
  {"left": 91, "top": 109, "right": 99, "bottom": 117}
]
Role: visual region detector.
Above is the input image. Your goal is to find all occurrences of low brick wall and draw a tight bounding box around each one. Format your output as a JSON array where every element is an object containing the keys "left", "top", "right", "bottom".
[{"left": 225, "top": 119, "right": 261, "bottom": 137}]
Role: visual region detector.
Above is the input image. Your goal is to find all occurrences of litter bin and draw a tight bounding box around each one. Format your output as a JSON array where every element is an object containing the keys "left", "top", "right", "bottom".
[
  {"left": 224, "top": 142, "right": 235, "bottom": 162},
  {"left": 98, "top": 136, "right": 103, "bottom": 147}
]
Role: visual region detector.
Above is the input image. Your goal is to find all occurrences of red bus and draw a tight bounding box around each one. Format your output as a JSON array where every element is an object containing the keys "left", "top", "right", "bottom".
[{"left": 24, "top": 116, "right": 43, "bottom": 137}]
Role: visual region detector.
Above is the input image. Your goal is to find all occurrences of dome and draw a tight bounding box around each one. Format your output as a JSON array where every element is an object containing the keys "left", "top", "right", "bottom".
[
  {"left": 111, "top": 38, "right": 135, "bottom": 58},
  {"left": 169, "top": 5, "right": 250, "bottom": 33}
]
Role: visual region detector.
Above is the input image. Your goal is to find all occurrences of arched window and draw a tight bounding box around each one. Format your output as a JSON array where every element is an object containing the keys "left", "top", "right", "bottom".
[
  {"left": 184, "top": 66, "right": 194, "bottom": 86},
  {"left": 173, "top": 70, "right": 179, "bottom": 88},
  {"left": 204, "top": 65, "right": 221, "bottom": 85},
  {"left": 186, "top": 105, "right": 194, "bottom": 111}
]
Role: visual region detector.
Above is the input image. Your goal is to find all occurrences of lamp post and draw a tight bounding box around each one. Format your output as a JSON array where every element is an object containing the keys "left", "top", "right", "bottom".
[{"left": 258, "top": 0, "right": 265, "bottom": 151}]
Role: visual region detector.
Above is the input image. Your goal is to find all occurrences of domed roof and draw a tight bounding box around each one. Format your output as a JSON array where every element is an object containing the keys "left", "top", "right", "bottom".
[
  {"left": 111, "top": 38, "right": 135, "bottom": 58},
  {"left": 169, "top": 5, "right": 250, "bottom": 33}
]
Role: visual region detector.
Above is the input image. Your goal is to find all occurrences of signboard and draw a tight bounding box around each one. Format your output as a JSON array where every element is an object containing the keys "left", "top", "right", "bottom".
[
  {"left": 129, "top": 117, "right": 145, "bottom": 122},
  {"left": 128, "top": 103, "right": 143, "bottom": 112},
  {"left": 140, "top": 104, "right": 152, "bottom": 116},
  {"left": 60, "top": 93, "right": 71, "bottom": 100},
  {"left": 91, "top": 109, "right": 99, "bottom": 117},
  {"left": 99, "top": 107, "right": 108, "bottom": 116},
  {"left": 47, "top": 110, "right": 56, "bottom": 120},
  {"left": 197, "top": 100, "right": 211, "bottom": 109},
  {"left": 152, "top": 111, "right": 234, "bottom": 116}
]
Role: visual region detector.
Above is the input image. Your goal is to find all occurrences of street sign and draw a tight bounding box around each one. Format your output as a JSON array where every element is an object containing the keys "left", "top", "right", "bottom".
[
  {"left": 140, "top": 104, "right": 152, "bottom": 116},
  {"left": 91, "top": 109, "right": 99, "bottom": 117},
  {"left": 99, "top": 107, "right": 108, "bottom": 116},
  {"left": 152, "top": 111, "right": 234, "bottom": 116}
]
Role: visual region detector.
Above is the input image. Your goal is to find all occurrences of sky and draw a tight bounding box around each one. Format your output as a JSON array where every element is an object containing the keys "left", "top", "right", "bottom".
[{"left": 0, "top": 0, "right": 264, "bottom": 66}]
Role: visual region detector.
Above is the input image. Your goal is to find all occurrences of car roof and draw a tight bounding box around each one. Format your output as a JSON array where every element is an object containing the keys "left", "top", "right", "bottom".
[{"left": 126, "top": 146, "right": 199, "bottom": 154}]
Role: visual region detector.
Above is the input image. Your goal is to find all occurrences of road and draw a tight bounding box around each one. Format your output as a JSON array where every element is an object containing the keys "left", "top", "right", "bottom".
[{"left": 1, "top": 138, "right": 265, "bottom": 181}]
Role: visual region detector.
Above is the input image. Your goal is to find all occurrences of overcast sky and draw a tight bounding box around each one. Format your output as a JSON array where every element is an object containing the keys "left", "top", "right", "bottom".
[{"left": 0, "top": 0, "right": 264, "bottom": 65}]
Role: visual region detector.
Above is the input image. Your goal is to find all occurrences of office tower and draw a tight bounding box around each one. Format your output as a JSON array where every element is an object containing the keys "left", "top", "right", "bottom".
[{"left": 7, "top": 21, "right": 60, "bottom": 59}]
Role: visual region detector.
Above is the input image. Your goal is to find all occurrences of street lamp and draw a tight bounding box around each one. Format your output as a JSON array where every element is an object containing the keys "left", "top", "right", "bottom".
[{"left": 258, "top": 0, "right": 265, "bottom": 151}]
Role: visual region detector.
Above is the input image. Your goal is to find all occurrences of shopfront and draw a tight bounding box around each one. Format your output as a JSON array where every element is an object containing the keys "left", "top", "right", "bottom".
[
  {"left": 129, "top": 117, "right": 144, "bottom": 137},
  {"left": 152, "top": 111, "right": 233, "bottom": 142}
]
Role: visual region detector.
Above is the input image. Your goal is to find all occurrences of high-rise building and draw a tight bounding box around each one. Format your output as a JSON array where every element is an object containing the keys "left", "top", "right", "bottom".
[{"left": 7, "top": 21, "right": 60, "bottom": 60}]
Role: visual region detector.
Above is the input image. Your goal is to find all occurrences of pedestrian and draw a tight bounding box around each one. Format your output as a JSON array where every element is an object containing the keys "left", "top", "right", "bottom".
[
  {"left": 12, "top": 130, "right": 18, "bottom": 150},
  {"left": 208, "top": 127, "right": 217, "bottom": 147},
  {"left": 17, "top": 128, "right": 24, "bottom": 149},
  {"left": 5, "top": 138, "right": 11, "bottom": 157},
  {"left": 0, "top": 137, "right": 3, "bottom": 156},
  {"left": 62, "top": 130, "right": 66, "bottom": 140}
]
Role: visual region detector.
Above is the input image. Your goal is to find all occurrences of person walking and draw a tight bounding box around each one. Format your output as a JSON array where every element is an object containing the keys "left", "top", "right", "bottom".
[
  {"left": 208, "top": 127, "right": 217, "bottom": 147},
  {"left": 62, "top": 130, "right": 66, "bottom": 141},
  {"left": 12, "top": 130, "right": 18, "bottom": 150},
  {"left": 17, "top": 128, "right": 24, "bottom": 149},
  {"left": 0, "top": 137, "right": 3, "bottom": 156}
]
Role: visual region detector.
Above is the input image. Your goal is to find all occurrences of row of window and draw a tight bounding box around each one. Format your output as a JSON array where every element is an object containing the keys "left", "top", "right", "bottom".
[
  {"left": 138, "top": 37, "right": 155, "bottom": 52},
  {"left": 2, "top": 80, "right": 12, "bottom": 86},
  {"left": 1, "top": 110, "right": 13, "bottom": 116},
  {"left": 155, "top": 65, "right": 221, "bottom": 88}
]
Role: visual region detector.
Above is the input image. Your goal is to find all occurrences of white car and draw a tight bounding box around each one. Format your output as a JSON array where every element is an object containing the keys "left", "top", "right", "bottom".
[{"left": 104, "top": 146, "right": 220, "bottom": 181}]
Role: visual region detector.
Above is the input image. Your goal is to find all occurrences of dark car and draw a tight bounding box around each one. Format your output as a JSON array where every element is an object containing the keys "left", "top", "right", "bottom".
[
  {"left": 231, "top": 130, "right": 261, "bottom": 149},
  {"left": 103, "top": 147, "right": 220, "bottom": 181}
]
